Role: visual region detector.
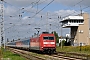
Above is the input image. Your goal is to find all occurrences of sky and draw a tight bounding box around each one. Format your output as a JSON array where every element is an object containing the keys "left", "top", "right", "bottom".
[{"left": 0, "top": 0, "right": 90, "bottom": 41}]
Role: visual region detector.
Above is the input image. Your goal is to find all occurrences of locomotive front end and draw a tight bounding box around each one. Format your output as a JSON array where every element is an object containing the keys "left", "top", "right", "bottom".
[{"left": 40, "top": 33, "right": 56, "bottom": 54}]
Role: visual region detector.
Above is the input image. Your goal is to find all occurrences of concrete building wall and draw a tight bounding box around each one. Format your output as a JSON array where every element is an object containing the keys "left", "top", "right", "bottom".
[
  {"left": 88, "top": 15, "right": 90, "bottom": 45},
  {"left": 71, "top": 13, "right": 90, "bottom": 46}
]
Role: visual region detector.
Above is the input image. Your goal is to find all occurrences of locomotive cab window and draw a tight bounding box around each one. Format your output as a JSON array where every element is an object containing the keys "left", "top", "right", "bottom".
[
  {"left": 43, "top": 36, "right": 54, "bottom": 40},
  {"left": 43, "top": 37, "right": 48, "bottom": 40},
  {"left": 49, "top": 37, "right": 54, "bottom": 40}
]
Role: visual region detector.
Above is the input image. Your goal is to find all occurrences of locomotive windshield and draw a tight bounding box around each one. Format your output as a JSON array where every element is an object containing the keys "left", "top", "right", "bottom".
[{"left": 43, "top": 36, "right": 54, "bottom": 40}]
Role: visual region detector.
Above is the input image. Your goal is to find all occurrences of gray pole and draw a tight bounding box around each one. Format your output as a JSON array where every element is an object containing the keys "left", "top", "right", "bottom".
[
  {"left": 46, "top": 12, "right": 49, "bottom": 32},
  {"left": 61, "top": 23, "right": 62, "bottom": 49},
  {"left": 1, "top": 0, "right": 5, "bottom": 49},
  {"left": 59, "top": 16, "right": 62, "bottom": 49}
]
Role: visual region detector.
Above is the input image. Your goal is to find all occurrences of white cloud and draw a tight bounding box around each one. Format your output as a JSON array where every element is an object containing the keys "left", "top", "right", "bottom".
[
  {"left": 4, "top": 6, "right": 18, "bottom": 16},
  {"left": 55, "top": 10, "right": 81, "bottom": 18}
]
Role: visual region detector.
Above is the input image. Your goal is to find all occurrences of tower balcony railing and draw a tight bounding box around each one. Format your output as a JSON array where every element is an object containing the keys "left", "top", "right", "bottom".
[{"left": 62, "top": 23, "right": 84, "bottom": 28}]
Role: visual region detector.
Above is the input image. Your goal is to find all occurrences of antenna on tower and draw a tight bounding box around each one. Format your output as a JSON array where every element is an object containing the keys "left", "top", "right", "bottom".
[{"left": 80, "top": 6, "right": 82, "bottom": 16}]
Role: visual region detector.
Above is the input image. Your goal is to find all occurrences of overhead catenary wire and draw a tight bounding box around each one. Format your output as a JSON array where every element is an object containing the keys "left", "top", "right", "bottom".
[
  {"left": 63, "top": 0, "right": 85, "bottom": 10},
  {"left": 61, "top": 5, "right": 90, "bottom": 20},
  {"left": 4, "top": 0, "right": 55, "bottom": 32},
  {"left": 3, "top": 0, "right": 90, "bottom": 40},
  {"left": 30, "top": 0, "right": 54, "bottom": 18},
  {"left": 3, "top": 0, "right": 41, "bottom": 18},
  {"left": 3, "top": 0, "right": 52, "bottom": 25},
  {"left": 20, "top": 2, "right": 90, "bottom": 38}
]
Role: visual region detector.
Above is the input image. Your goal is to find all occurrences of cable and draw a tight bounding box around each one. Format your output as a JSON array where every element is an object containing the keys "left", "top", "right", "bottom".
[
  {"left": 61, "top": 5, "right": 90, "bottom": 19},
  {"left": 5, "top": 0, "right": 55, "bottom": 35},
  {"left": 5, "top": 0, "right": 90, "bottom": 40},
  {"left": 29, "top": 0, "right": 54, "bottom": 18},
  {"left": 82, "top": 6, "right": 90, "bottom": 10},
  {"left": 2, "top": 0, "right": 54, "bottom": 40},
  {"left": 57, "top": 0, "right": 85, "bottom": 19},
  {"left": 63, "top": 0, "right": 85, "bottom": 10},
  {"left": 3, "top": 0, "right": 38, "bottom": 18},
  {"left": 23, "top": 0, "right": 47, "bottom": 14}
]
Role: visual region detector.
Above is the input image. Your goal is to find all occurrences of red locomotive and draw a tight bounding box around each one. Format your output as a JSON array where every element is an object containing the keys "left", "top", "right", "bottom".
[
  {"left": 30, "top": 32, "right": 56, "bottom": 53},
  {"left": 7, "top": 32, "right": 56, "bottom": 54}
]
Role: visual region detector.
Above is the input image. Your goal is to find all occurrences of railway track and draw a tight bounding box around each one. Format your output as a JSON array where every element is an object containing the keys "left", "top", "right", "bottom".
[
  {"left": 8, "top": 48, "right": 89, "bottom": 60},
  {"left": 55, "top": 52, "right": 89, "bottom": 60},
  {"left": 9, "top": 48, "right": 45, "bottom": 60},
  {"left": 42, "top": 52, "right": 85, "bottom": 60},
  {"left": 49, "top": 53, "right": 85, "bottom": 60}
]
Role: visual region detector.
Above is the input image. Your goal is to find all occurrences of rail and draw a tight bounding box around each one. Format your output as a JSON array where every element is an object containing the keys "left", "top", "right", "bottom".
[
  {"left": 7, "top": 47, "right": 90, "bottom": 60},
  {"left": 58, "top": 52, "right": 90, "bottom": 60}
]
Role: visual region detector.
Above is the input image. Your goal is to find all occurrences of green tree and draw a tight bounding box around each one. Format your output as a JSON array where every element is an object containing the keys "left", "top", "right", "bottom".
[{"left": 51, "top": 31, "right": 59, "bottom": 43}]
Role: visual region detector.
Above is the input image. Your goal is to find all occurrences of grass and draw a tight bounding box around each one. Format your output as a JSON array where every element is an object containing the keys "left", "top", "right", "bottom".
[
  {"left": 1, "top": 48, "right": 26, "bottom": 60},
  {"left": 1, "top": 46, "right": 90, "bottom": 60},
  {"left": 0, "top": 48, "right": 2, "bottom": 59},
  {"left": 56, "top": 45, "right": 90, "bottom": 55}
]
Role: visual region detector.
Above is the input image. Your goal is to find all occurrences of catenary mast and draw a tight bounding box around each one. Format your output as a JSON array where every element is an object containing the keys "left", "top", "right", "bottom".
[{"left": 0, "top": 0, "right": 5, "bottom": 49}]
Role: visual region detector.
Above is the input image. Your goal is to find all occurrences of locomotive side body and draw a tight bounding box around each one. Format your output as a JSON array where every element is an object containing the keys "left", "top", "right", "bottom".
[
  {"left": 30, "top": 37, "right": 40, "bottom": 50},
  {"left": 7, "top": 32, "right": 56, "bottom": 54},
  {"left": 30, "top": 33, "right": 56, "bottom": 53}
]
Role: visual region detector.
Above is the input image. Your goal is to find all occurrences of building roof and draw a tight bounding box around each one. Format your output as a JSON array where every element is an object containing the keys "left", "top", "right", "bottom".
[{"left": 61, "top": 16, "right": 84, "bottom": 22}]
